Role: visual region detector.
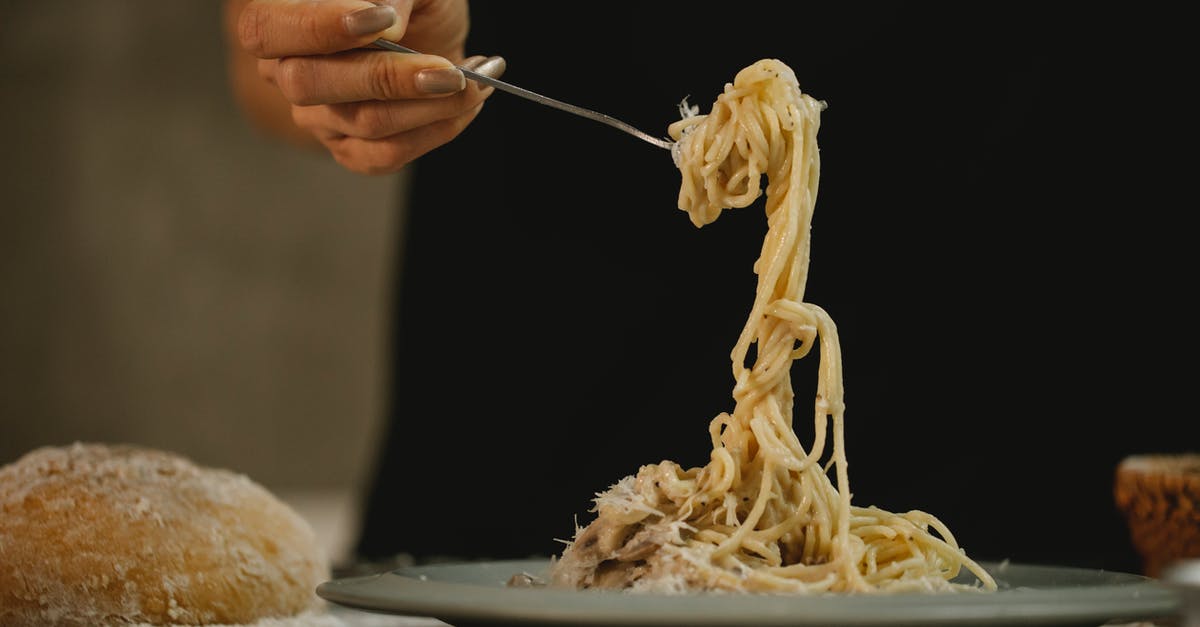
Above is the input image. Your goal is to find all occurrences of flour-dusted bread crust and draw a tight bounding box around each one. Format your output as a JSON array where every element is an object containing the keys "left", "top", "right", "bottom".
[{"left": 0, "top": 443, "right": 329, "bottom": 626}]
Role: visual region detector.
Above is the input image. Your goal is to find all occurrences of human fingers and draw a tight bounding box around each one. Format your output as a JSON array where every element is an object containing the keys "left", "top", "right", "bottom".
[
  {"left": 293, "top": 56, "right": 505, "bottom": 140},
  {"left": 323, "top": 102, "right": 487, "bottom": 175},
  {"left": 274, "top": 49, "right": 479, "bottom": 106},
  {"left": 237, "top": 0, "right": 408, "bottom": 59},
  {"left": 387, "top": 0, "right": 468, "bottom": 61}
]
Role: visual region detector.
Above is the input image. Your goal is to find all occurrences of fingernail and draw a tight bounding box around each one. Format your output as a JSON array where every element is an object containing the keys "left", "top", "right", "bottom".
[
  {"left": 345, "top": 5, "right": 396, "bottom": 36},
  {"left": 460, "top": 56, "right": 487, "bottom": 71},
  {"left": 473, "top": 56, "right": 507, "bottom": 79},
  {"left": 415, "top": 67, "right": 465, "bottom": 94}
]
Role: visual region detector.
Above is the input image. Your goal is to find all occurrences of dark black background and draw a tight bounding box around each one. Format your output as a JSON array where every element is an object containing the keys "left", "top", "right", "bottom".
[{"left": 356, "top": 4, "right": 1196, "bottom": 576}]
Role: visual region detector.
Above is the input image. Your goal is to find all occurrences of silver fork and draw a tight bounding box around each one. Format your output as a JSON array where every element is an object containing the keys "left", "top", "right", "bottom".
[{"left": 372, "top": 39, "right": 674, "bottom": 151}]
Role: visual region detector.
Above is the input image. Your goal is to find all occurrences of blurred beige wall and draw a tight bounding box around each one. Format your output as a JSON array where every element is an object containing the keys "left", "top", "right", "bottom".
[{"left": 0, "top": 0, "right": 403, "bottom": 514}]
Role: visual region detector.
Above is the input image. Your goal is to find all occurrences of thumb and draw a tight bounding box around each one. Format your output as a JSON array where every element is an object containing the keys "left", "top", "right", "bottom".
[{"left": 237, "top": 0, "right": 406, "bottom": 58}]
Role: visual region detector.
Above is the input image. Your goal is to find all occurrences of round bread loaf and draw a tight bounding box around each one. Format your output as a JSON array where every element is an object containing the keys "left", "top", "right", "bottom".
[
  {"left": 1114, "top": 453, "right": 1200, "bottom": 578},
  {"left": 0, "top": 443, "right": 330, "bottom": 626}
]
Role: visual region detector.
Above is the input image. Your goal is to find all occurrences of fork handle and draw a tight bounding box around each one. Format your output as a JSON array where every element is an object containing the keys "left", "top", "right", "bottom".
[{"left": 371, "top": 39, "right": 673, "bottom": 151}]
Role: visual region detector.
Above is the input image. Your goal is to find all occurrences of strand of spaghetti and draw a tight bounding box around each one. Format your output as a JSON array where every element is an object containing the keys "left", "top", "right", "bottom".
[{"left": 550, "top": 59, "right": 994, "bottom": 595}]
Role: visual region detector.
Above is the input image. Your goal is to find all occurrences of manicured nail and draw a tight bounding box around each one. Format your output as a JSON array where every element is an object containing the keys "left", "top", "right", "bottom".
[
  {"left": 460, "top": 56, "right": 488, "bottom": 71},
  {"left": 473, "top": 56, "right": 507, "bottom": 79},
  {"left": 415, "top": 67, "right": 466, "bottom": 94},
  {"left": 345, "top": 5, "right": 396, "bottom": 36}
]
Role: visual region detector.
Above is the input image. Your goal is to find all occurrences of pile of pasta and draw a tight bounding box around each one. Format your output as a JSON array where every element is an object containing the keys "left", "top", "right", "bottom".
[{"left": 550, "top": 59, "right": 996, "bottom": 594}]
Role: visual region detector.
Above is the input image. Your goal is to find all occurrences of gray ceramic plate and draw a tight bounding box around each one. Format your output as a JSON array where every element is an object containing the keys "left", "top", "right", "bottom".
[{"left": 316, "top": 558, "right": 1180, "bottom": 627}]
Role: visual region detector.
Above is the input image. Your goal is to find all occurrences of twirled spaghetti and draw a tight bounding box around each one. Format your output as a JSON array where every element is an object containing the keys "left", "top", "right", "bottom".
[{"left": 550, "top": 59, "right": 996, "bottom": 593}]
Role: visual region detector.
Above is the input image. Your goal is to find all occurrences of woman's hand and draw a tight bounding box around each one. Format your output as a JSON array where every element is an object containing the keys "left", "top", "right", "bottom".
[{"left": 226, "top": 0, "right": 503, "bottom": 174}]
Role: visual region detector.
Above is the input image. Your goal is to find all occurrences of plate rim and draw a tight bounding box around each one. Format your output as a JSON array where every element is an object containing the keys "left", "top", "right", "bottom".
[{"left": 316, "top": 558, "right": 1182, "bottom": 626}]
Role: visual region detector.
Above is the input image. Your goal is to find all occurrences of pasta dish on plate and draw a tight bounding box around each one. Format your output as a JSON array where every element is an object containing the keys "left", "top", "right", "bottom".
[{"left": 550, "top": 59, "right": 996, "bottom": 594}]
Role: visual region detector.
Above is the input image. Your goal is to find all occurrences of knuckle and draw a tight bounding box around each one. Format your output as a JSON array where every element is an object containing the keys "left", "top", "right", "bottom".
[
  {"left": 332, "top": 152, "right": 371, "bottom": 175},
  {"left": 326, "top": 142, "right": 363, "bottom": 173},
  {"left": 256, "top": 58, "right": 277, "bottom": 83},
  {"left": 331, "top": 140, "right": 411, "bottom": 176},
  {"left": 366, "top": 56, "right": 407, "bottom": 99},
  {"left": 347, "top": 154, "right": 397, "bottom": 176},
  {"left": 289, "top": 106, "right": 318, "bottom": 131},
  {"left": 368, "top": 142, "right": 412, "bottom": 173},
  {"left": 332, "top": 154, "right": 370, "bottom": 175},
  {"left": 354, "top": 106, "right": 399, "bottom": 140},
  {"left": 273, "top": 59, "right": 317, "bottom": 105}
]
